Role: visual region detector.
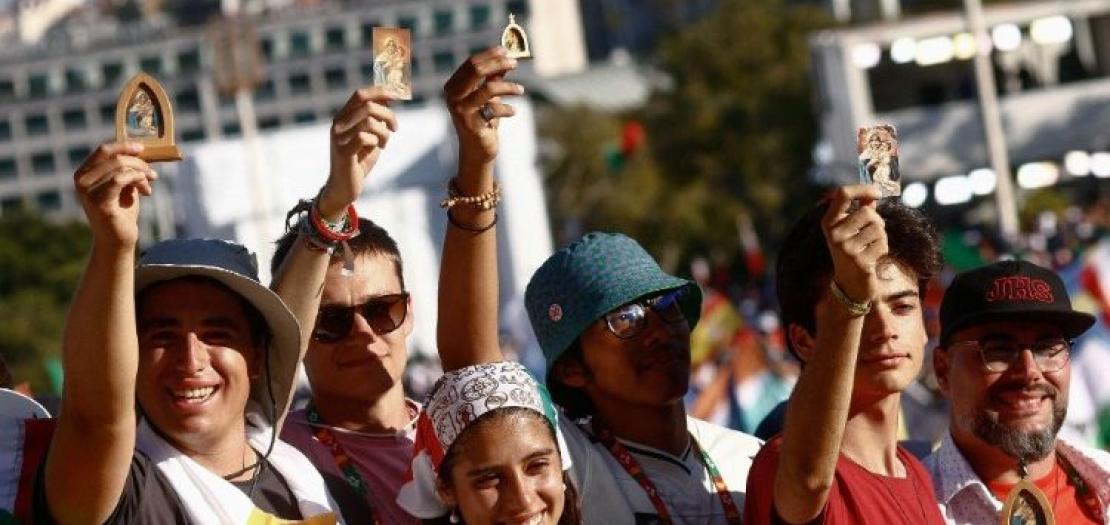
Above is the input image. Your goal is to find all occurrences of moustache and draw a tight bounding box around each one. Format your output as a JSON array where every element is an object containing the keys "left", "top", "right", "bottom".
[{"left": 988, "top": 382, "right": 1057, "bottom": 400}]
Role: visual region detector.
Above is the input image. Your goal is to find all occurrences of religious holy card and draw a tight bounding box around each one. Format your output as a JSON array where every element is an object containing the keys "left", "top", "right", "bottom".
[
  {"left": 999, "top": 477, "right": 1055, "bottom": 525},
  {"left": 115, "top": 73, "right": 182, "bottom": 162},
  {"left": 857, "top": 124, "right": 901, "bottom": 198},
  {"left": 372, "top": 27, "right": 412, "bottom": 100},
  {"left": 501, "top": 13, "right": 531, "bottom": 59}
]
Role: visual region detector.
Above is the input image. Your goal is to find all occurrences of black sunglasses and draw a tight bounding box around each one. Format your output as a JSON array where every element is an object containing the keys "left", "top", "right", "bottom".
[{"left": 311, "top": 292, "right": 409, "bottom": 343}]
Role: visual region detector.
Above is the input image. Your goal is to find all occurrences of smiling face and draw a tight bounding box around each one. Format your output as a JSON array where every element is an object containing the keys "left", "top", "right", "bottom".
[
  {"left": 305, "top": 253, "right": 411, "bottom": 405},
  {"left": 440, "top": 409, "right": 566, "bottom": 525},
  {"left": 935, "top": 321, "right": 1069, "bottom": 463},
  {"left": 135, "top": 278, "right": 261, "bottom": 451}
]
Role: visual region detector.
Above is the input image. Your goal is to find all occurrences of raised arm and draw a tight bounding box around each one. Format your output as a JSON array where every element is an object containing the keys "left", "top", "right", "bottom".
[
  {"left": 773, "top": 185, "right": 886, "bottom": 524},
  {"left": 46, "top": 143, "right": 157, "bottom": 525},
  {"left": 436, "top": 48, "right": 522, "bottom": 371},
  {"left": 271, "top": 88, "right": 396, "bottom": 352}
]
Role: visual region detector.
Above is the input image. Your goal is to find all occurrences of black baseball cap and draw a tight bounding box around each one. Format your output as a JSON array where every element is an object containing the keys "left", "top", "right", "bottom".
[{"left": 940, "top": 260, "right": 1095, "bottom": 345}]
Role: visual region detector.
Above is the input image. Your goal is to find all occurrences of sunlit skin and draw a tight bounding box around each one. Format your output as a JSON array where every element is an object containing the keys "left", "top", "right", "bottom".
[
  {"left": 848, "top": 262, "right": 927, "bottom": 402},
  {"left": 135, "top": 279, "right": 261, "bottom": 455},
  {"left": 307, "top": 253, "right": 412, "bottom": 430},
  {"left": 935, "top": 321, "right": 1069, "bottom": 482},
  {"left": 440, "top": 413, "right": 566, "bottom": 525}
]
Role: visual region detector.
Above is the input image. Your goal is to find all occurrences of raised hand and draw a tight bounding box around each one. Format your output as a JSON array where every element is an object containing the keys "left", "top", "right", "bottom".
[
  {"left": 73, "top": 142, "right": 158, "bottom": 248},
  {"left": 442, "top": 47, "right": 523, "bottom": 170},
  {"left": 319, "top": 87, "right": 398, "bottom": 218},
  {"left": 820, "top": 185, "right": 888, "bottom": 304}
]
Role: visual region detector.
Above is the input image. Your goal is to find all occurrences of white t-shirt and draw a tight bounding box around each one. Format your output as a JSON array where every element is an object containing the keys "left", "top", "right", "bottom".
[{"left": 561, "top": 412, "right": 762, "bottom": 524}]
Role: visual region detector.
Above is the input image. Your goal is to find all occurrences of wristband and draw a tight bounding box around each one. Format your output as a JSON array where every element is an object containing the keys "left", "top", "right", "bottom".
[{"left": 829, "top": 280, "right": 871, "bottom": 317}]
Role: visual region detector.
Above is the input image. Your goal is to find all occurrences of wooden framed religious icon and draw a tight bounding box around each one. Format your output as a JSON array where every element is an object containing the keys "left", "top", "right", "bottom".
[
  {"left": 857, "top": 124, "right": 900, "bottom": 198},
  {"left": 501, "top": 13, "right": 531, "bottom": 59},
  {"left": 372, "top": 27, "right": 413, "bottom": 100},
  {"left": 999, "top": 477, "right": 1055, "bottom": 525},
  {"left": 115, "top": 72, "right": 182, "bottom": 162}
]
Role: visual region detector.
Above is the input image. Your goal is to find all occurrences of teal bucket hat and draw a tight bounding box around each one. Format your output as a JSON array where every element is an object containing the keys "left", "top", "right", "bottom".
[{"left": 525, "top": 232, "right": 702, "bottom": 371}]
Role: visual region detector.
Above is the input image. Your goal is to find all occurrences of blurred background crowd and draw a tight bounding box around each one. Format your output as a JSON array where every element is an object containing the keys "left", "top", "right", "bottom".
[{"left": 0, "top": 0, "right": 1106, "bottom": 449}]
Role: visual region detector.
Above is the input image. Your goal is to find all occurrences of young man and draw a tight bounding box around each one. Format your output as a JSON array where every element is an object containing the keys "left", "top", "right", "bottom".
[
  {"left": 743, "top": 187, "right": 945, "bottom": 524},
  {"left": 263, "top": 86, "right": 417, "bottom": 524},
  {"left": 36, "top": 143, "right": 337, "bottom": 524},
  {"left": 927, "top": 260, "right": 1108, "bottom": 523}
]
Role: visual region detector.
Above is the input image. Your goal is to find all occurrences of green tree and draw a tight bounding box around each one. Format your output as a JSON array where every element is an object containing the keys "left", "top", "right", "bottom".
[
  {"left": 0, "top": 210, "right": 91, "bottom": 393},
  {"left": 540, "top": 0, "right": 828, "bottom": 271}
]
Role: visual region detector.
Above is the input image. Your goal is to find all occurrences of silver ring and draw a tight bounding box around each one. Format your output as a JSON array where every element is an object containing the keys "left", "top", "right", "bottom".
[{"left": 479, "top": 104, "right": 495, "bottom": 122}]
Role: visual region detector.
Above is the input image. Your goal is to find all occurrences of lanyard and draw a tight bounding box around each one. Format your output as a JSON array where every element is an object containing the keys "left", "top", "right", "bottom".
[
  {"left": 1057, "top": 451, "right": 1104, "bottom": 521},
  {"left": 593, "top": 424, "right": 742, "bottom": 524},
  {"left": 307, "top": 406, "right": 383, "bottom": 525}
]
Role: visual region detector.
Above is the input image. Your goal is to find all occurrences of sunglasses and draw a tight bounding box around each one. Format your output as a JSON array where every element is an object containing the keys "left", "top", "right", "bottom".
[
  {"left": 311, "top": 292, "right": 409, "bottom": 343},
  {"left": 603, "top": 288, "right": 687, "bottom": 339}
]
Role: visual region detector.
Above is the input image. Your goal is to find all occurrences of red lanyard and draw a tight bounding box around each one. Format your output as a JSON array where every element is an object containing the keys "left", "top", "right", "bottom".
[
  {"left": 594, "top": 424, "right": 742, "bottom": 524},
  {"left": 307, "top": 406, "right": 383, "bottom": 525}
]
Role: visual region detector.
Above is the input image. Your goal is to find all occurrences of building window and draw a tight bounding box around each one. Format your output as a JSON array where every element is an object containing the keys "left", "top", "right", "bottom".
[
  {"left": 434, "top": 10, "right": 454, "bottom": 36},
  {"left": 294, "top": 111, "right": 315, "bottom": 124},
  {"left": 324, "top": 67, "right": 347, "bottom": 90},
  {"left": 398, "top": 16, "right": 418, "bottom": 35},
  {"left": 260, "top": 37, "right": 274, "bottom": 60},
  {"left": 139, "top": 56, "right": 163, "bottom": 76},
  {"left": 222, "top": 122, "right": 241, "bottom": 137},
  {"left": 32, "top": 152, "right": 55, "bottom": 175},
  {"left": 2, "top": 197, "right": 23, "bottom": 214},
  {"left": 470, "top": 4, "right": 491, "bottom": 29},
  {"left": 65, "top": 69, "right": 86, "bottom": 93},
  {"left": 288, "top": 72, "right": 311, "bottom": 95},
  {"left": 506, "top": 0, "right": 527, "bottom": 17},
  {"left": 290, "top": 32, "right": 311, "bottom": 58},
  {"left": 433, "top": 51, "right": 455, "bottom": 73},
  {"left": 0, "top": 120, "right": 10, "bottom": 141},
  {"left": 102, "top": 62, "right": 124, "bottom": 87},
  {"left": 178, "top": 48, "right": 201, "bottom": 74},
  {"left": 258, "top": 115, "right": 280, "bottom": 130},
  {"left": 67, "top": 146, "right": 90, "bottom": 166},
  {"left": 25, "top": 114, "right": 49, "bottom": 136},
  {"left": 361, "top": 21, "right": 379, "bottom": 46},
  {"left": 0, "top": 80, "right": 13, "bottom": 102},
  {"left": 99, "top": 103, "right": 116, "bottom": 124},
  {"left": 325, "top": 26, "right": 345, "bottom": 51},
  {"left": 36, "top": 190, "right": 61, "bottom": 211},
  {"left": 0, "top": 158, "right": 15, "bottom": 180},
  {"left": 181, "top": 128, "right": 205, "bottom": 142},
  {"left": 176, "top": 87, "right": 200, "bottom": 113},
  {"left": 255, "top": 79, "right": 275, "bottom": 101},
  {"left": 62, "top": 108, "right": 87, "bottom": 130},
  {"left": 28, "top": 74, "right": 49, "bottom": 98}
]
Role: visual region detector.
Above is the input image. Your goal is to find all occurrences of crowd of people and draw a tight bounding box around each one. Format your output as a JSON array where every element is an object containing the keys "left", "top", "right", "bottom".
[{"left": 4, "top": 46, "right": 1109, "bottom": 524}]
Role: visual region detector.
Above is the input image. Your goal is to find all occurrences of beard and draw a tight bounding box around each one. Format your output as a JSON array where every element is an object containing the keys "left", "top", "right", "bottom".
[{"left": 962, "top": 384, "right": 1067, "bottom": 463}]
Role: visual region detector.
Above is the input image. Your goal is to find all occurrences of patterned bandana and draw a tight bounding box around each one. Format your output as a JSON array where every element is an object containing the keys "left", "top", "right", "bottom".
[{"left": 396, "top": 361, "right": 572, "bottom": 518}]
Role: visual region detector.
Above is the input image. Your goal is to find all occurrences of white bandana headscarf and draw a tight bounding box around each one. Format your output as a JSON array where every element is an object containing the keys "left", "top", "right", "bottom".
[{"left": 396, "top": 361, "right": 572, "bottom": 518}]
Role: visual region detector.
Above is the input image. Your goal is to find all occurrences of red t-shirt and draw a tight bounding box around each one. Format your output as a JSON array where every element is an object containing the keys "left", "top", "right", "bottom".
[
  {"left": 987, "top": 460, "right": 1102, "bottom": 525},
  {"left": 743, "top": 436, "right": 946, "bottom": 524}
]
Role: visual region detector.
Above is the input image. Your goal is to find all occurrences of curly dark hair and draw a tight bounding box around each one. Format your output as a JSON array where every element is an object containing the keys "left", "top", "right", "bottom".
[
  {"left": 271, "top": 217, "right": 405, "bottom": 288},
  {"left": 775, "top": 199, "right": 942, "bottom": 359},
  {"left": 425, "top": 407, "right": 583, "bottom": 525}
]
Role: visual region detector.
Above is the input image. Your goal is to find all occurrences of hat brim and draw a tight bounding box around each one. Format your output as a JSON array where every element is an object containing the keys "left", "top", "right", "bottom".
[
  {"left": 942, "top": 309, "right": 1096, "bottom": 345},
  {"left": 135, "top": 265, "right": 302, "bottom": 432}
]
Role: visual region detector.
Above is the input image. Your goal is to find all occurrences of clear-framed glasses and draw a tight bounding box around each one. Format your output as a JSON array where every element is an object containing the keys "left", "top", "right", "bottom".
[
  {"left": 948, "top": 337, "right": 1072, "bottom": 373},
  {"left": 603, "top": 288, "right": 687, "bottom": 340}
]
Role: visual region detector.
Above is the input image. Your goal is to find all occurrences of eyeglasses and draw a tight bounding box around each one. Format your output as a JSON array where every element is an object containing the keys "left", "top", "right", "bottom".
[
  {"left": 311, "top": 292, "right": 409, "bottom": 343},
  {"left": 948, "top": 337, "right": 1073, "bottom": 373},
  {"left": 603, "top": 289, "right": 687, "bottom": 340}
]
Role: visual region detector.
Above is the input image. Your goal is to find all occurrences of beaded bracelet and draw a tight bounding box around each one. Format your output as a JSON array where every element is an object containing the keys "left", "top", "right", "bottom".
[
  {"left": 440, "top": 178, "right": 501, "bottom": 211},
  {"left": 829, "top": 280, "right": 871, "bottom": 317}
]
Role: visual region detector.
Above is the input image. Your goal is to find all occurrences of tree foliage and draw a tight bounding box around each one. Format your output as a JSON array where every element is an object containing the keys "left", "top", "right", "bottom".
[
  {"left": 540, "top": 0, "right": 829, "bottom": 272},
  {"left": 0, "top": 211, "right": 91, "bottom": 393}
]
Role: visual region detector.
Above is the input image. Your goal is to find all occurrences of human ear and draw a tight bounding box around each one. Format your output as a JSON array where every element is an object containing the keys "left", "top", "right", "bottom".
[{"left": 787, "top": 323, "right": 816, "bottom": 365}]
